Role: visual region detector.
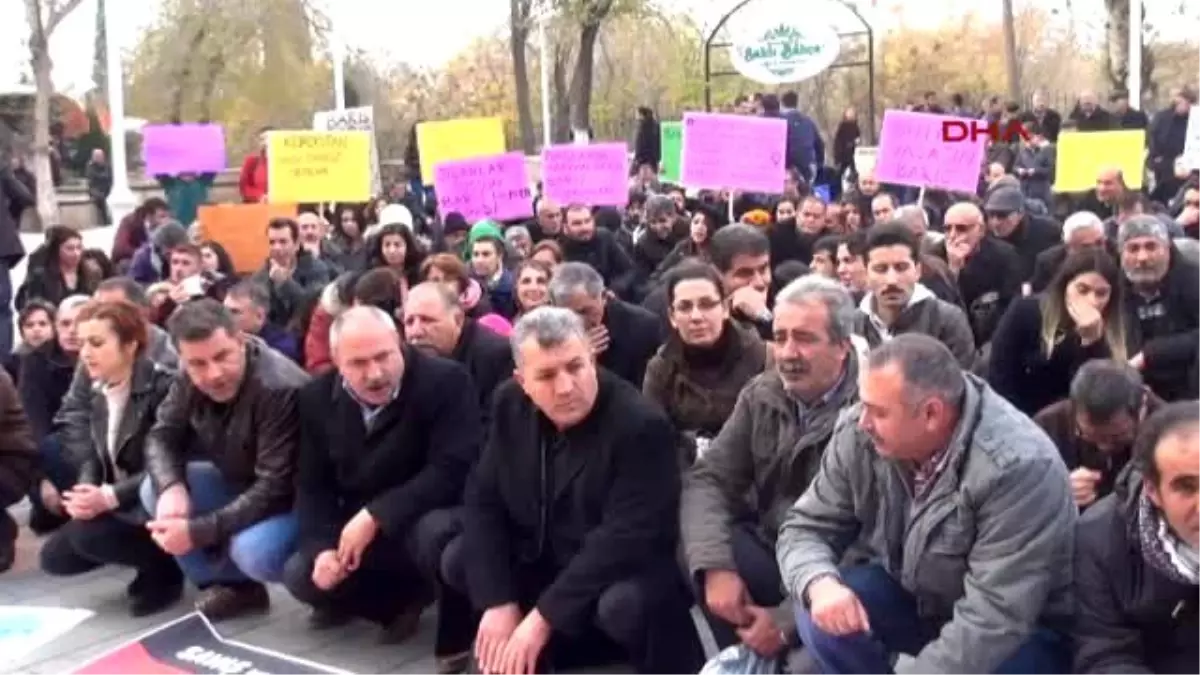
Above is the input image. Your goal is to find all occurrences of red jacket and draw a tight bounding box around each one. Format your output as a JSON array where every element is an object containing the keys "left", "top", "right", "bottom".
[
  {"left": 304, "top": 305, "right": 335, "bottom": 375},
  {"left": 238, "top": 153, "right": 269, "bottom": 203}
]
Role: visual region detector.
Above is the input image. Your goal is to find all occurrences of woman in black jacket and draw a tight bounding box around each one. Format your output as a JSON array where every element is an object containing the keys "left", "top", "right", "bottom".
[
  {"left": 989, "top": 249, "right": 1130, "bottom": 415},
  {"left": 39, "top": 301, "right": 182, "bottom": 616},
  {"left": 632, "top": 106, "right": 661, "bottom": 173},
  {"left": 18, "top": 295, "right": 86, "bottom": 533},
  {"left": 16, "top": 226, "right": 102, "bottom": 310}
]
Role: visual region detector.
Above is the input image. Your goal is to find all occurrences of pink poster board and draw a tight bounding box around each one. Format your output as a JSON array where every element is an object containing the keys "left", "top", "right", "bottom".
[
  {"left": 434, "top": 152, "right": 533, "bottom": 223},
  {"left": 680, "top": 112, "right": 787, "bottom": 192},
  {"left": 874, "top": 110, "right": 987, "bottom": 193}
]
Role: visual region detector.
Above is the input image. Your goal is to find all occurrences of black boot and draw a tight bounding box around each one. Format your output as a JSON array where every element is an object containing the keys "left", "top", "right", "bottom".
[{"left": 128, "top": 562, "right": 185, "bottom": 617}]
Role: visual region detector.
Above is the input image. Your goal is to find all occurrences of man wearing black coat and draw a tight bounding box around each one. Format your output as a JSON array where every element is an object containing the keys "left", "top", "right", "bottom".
[
  {"left": 0, "top": 369, "right": 36, "bottom": 573},
  {"left": 937, "top": 202, "right": 1025, "bottom": 348},
  {"left": 1, "top": 160, "right": 35, "bottom": 358},
  {"left": 984, "top": 187, "right": 1061, "bottom": 285},
  {"left": 1072, "top": 401, "right": 1198, "bottom": 674},
  {"left": 403, "top": 282, "right": 513, "bottom": 422},
  {"left": 558, "top": 204, "right": 637, "bottom": 300},
  {"left": 284, "top": 306, "right": 482, "bottom": 640},
  {"left": 443, "top": 307, "right": 703, "bottom": 674},
  {"left": 549, "top": 262, "right": 663, "bottom": 387}
]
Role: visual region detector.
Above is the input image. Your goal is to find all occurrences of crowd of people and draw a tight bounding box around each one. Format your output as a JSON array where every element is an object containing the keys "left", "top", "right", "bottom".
[{"left": 0, "top": 83, "right": 1197, "bottom": 675}]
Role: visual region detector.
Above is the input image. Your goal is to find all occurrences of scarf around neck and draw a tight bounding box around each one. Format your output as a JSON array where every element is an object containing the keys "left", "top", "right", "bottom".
[{"left": 1137, "top": 490, "right": 1199, "bottom": 585}]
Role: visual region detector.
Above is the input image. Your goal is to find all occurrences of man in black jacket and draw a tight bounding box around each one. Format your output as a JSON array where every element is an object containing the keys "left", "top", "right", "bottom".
[
  {"left": 1073, "top": 400, "right": 1198, "bottom": 674},
  {"left": 403, "top": 282, "right": 513, "bottom": 420},
  {"left": 1, "top": 161, "right": 35, "bottom": 359},
  {"left": 937, "top": 202, "right": 1024, "bottom": 349},
  {"left": 140, "top": 300, "right": 309, "bottom": 620},
  {"left": 284, "top": 306, "right": 482, "bottom": 642},
  {"left": 251, "top": 217, "right": 335, "bottom": 326},
  {"left": 549, "top": 262, "right": 663, "bottom": 387},
  {"left": 0, "top": 369, "right": 35, "bottom": 574},
  {"left": 444, "top": 307, "right": 703, "bottom": 674},
  {"left": 983, "top": 186, "right": 1061, "bottom": 285},
  {"left": 558, "top": 204, "right": 637, "bottom": 300}
]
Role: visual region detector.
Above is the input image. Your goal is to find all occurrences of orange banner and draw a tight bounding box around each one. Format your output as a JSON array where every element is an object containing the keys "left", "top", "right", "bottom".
[{"left": 195, "top": 203, "right": 297, "bottom": 274}]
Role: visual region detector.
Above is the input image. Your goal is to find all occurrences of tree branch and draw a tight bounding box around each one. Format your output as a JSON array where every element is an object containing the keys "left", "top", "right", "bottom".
[{"left": 45, "top": 0, "right": 86, "bottom": 36}]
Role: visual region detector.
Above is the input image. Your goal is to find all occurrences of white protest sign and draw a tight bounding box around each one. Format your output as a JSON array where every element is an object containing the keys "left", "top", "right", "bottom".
[
  {"left": 1182, "top": 107, "right": 1200, "bottom": 171},
  {"left": 313, "top": 106, "right": 381, "bottom": 195},
  {"left": 0, "top": 605, "right": 94, "bottom": 667}
]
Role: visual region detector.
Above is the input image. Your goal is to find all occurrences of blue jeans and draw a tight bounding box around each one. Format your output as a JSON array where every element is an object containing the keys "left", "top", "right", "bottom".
[
  {"left": 139, "top": 461, "right": 296, "bottom": 587},
  {"left": 795, "top": 565, "right": 1068, "bottom": 674}
]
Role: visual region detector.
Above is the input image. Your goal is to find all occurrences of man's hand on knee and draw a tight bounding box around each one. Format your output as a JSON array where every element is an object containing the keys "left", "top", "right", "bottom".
[
  {"left": 704, "top": 568, "right": 750, "bottom": 626},
  {"left": 312, "top": 549, "right": 348, "bottom": 591},
  {"left": 805, "top": 575, "right": 871, "bottom": 637},
  {"left": 156, "top": 484, "right": 191, "bottom": 520}
]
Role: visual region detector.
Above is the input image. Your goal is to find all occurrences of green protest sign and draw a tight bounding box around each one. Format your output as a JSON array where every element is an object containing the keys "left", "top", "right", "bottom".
[{"left": 660, "top": 121, "right": 682, "bottom": 182}]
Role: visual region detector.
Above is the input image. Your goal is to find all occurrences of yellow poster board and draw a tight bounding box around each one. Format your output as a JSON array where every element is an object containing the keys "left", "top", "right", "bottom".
[
  {"left": 267, "top": 130, "right": 372, "bottom": 203},
  {"left": 1053, "top": 130, "right": 1145, "bottom": 192},
  {"left": 416, "top": 117, "right": 506, "bottom": 184}
]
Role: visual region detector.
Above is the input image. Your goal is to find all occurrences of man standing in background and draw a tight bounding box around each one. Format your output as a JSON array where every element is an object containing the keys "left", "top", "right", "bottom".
[{"left": 85, "top": 148, "right": 113, "bottom": 225}]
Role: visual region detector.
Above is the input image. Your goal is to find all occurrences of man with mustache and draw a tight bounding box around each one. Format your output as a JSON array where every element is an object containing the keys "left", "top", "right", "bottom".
[
  {"left": 140, "top": 300, "right": 309, "bottom": 620},
  {"left": 682, "top": 275, "right": 862, "bottom": 659},
  {"left": 1118, "top": 216, "right": 1199, "bottom": 401},
  {"left": 778, "top": 334, "right": 1075, "bottom": 673},
  {"left": 935, "top": 202, "right": 1023, "bottom": 349},
  {"left": 852, "top": 223, "right": 976, "bottom": 369},
  {"left": 283, "top": 306, "right": 481, "bottom": 650}
]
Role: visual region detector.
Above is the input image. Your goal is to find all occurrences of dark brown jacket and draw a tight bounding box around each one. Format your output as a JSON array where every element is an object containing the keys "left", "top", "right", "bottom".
[
  {"left": 643, "top": 322, "right": 767, "bottom": 465},
  {"left": 66, "top": 357, "right": 176, "bottom": 510},
  {"left": 0, "top": 370, "right": 36, "bottom": 506},
  {"left": 145, "top": 337, "right": 309, "bottom": 548},
  {"left": 1033, "top": 390, "right": 1164, "bottom": 505}
]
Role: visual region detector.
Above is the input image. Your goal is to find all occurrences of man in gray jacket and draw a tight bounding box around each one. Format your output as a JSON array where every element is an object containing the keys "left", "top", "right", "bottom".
[
  {"left": 682, "top": 275, "right": 861, "bottom": 658},
  {"left": 777, "top": 334, "right": 1075, "bottom": 673}
]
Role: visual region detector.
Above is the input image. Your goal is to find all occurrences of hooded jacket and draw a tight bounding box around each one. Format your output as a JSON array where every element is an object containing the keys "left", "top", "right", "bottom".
[{"left": 853, "top": 284, "right": 976, "bottom": 370}]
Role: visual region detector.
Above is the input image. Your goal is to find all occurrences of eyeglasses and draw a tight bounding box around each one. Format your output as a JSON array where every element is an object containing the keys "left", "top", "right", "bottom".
[
  {"left": 671, "top": 298, "right": 723, "bottom": 315},
  {"left": 945, "top": 222, "right": 978, "bottom": 233}
]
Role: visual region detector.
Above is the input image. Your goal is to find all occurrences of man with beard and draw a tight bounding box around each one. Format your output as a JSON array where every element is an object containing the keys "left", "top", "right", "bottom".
[
  {"left": 403, "top": 282, "right": 513, "bottom": 421},
  {"left": 1034, "top": 360, "right": 1164, "bottom": 510},
  {"left": 852, "top": 224, "right": 975, "bottom": 369},
  {"left": 936, "top": 202, "right": 1023, "bottom": 349},
  {"left": 682, "top": 275, "right": 861, "bottom": 658},
  {"left": 633, "top": 195, "right": 682, "bottom": 297},
  {"left": 558, "top": 204, "right": 636, "bottom": 299},
  {"left": 140, "top": 300, "right": 310, "bottom": 620},
  {"left": 1072, "top": 400, "right": 1198, "bottom": 674},
  {"left": 284, "top": 307, "right": 481, "bottom": 642},
  {"left": 444, "top": 307, "right": 703, "bottom": 674},
  {"left": 778, "top": 335, "right": 1075, "bottom": 673},
  {"left": 1118, "top": 216, "right": 1199, "bottom": 401}
]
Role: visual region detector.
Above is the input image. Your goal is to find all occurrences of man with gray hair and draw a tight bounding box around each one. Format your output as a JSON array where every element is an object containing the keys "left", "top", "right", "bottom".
[
  {"left": 1030, "top": 211, "right": 1109, "bottom": 292},
  {"left": 777, "top": 333, "right": 1075, "bottom": 673},
  {"left": 284, "top": 305, "right": 481, "bottom": 644},
  {"left": 1118, "top": 214, "right": 1199, "bottom": 401},
  {"left": 550, "top": 261, "right": 662, "bottom": 385},
  {"left": 224, "top": 280, "right": 300, "bottom": 362},
  {"left": 682, "top": 275, "right": 862, "bottom": 658},
  {"left": 443, "top": 306, "right": 703, "bottom": 673}
]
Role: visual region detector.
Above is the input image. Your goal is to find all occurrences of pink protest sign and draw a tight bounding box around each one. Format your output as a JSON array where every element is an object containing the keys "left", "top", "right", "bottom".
[
  {"left": 874, "top": 111, "right": 986, "bottom": 193},
  {"left": 680, "top": 113, "right": 787, "bottom": 192},
  {"left": 141, "top": 124, "right": 227, "bottom": 176},
  {"left": 434, "top": 152, "right": 533, "bottom": 223},
  {"left": 541, "top": 143, "right": 628, "bottom": 206}
]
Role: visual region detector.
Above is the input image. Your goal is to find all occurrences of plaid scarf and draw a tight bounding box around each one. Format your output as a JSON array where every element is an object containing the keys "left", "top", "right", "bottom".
[{"left": 1137, "top": 491, "right": 1199, "bottom": 585}]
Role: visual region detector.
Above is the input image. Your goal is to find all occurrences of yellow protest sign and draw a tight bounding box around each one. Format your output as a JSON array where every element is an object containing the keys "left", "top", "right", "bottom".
[
  {"left": 416, "top": 118, "right": 506, "bottom": 184},
  {"left": 1053, "top": 130, "right": 1144, "bottom": 192},
  {"left": 267, "top": 130, "right": 372, "bottom": 203}
]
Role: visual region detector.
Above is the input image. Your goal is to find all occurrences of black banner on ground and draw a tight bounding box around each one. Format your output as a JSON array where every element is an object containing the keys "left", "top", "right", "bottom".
[{"left": 74, "top": 612, "right": 346, "bottom": 675}]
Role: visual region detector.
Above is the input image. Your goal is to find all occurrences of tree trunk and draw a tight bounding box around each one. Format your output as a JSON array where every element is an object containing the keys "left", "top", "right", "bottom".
[
  {"left": 568, "top": 20, "right": 603, "bottom": 132},
  {"left": 1001, "top": 0, "right": 1021, "bottom": 101},
  {"left": 551, "top": 43, "right": 572, "bottom": 143},
  {"left": 24, "top": 0, "right": 58, "bottom": 230},
  {"left": 1103, "top": 0, "right": 1153, "bottom": 100},
  {"left": 509, "top": 0, "right": 536, "bottom": 154}
]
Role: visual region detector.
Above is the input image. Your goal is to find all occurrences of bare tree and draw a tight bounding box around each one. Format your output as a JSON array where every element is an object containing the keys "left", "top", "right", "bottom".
[
  {"left": 23, "top": 0, "right": 86, "bottom": 229},
  {"left": 1001, "top": 0, "right": 1021, "bottom": 101},
  {"left": 566, "top": 0, "right": 616, "bottom": 132}
]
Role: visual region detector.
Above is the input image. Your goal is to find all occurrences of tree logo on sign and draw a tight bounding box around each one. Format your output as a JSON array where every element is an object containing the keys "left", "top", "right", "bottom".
[{"left": 730, "top": 22, "right": 840, "bottom": 85}]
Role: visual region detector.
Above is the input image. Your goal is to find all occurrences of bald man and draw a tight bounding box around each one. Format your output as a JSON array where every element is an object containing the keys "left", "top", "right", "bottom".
[
  {"left": 285, "top": 305, "right": 481, "bottom": 638},
  {"left": 1069, "top": 91, "right": 1115, "bottom": 132},
  {"left": 531, "top": 197, "right": 563, "bottom": 242},
  {"left": 936, "top": 202, "right": 1023, "bottom": 346}
]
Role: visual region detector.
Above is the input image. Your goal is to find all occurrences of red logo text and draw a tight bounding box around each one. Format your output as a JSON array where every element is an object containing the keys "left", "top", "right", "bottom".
[{"left": 941, "top": 120, "right": 1034, "bottom": 143}]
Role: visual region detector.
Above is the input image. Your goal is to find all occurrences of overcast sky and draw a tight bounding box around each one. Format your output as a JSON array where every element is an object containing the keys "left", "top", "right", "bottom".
[{"left": 0, "top": 0, "right": 1192, "bottom": 97}]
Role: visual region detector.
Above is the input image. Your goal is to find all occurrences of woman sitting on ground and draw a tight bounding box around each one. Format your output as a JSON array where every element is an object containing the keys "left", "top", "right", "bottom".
[{"left": 39, "top": 300, "right": 183, "bottom": 616}]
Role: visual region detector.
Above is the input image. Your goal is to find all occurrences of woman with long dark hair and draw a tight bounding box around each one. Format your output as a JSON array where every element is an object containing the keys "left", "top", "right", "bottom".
[
  {"left": 989, "top": 249, "right": 1129, "bottom": 415},
  {"left": 365, "top": 222, "right": 425, "bottom": 289},
  {"left": 17, "top": 226, "right": 101, "bottom": 310},
  {"left": 331, "top": 203, "right": 369, "bottom": 269}
]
